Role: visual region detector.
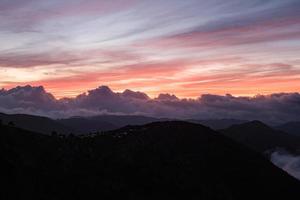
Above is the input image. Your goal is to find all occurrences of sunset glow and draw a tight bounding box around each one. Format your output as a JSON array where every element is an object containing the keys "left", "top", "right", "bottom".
[{"left": 1, "top": 0, "right": 299, "bottom": 98}]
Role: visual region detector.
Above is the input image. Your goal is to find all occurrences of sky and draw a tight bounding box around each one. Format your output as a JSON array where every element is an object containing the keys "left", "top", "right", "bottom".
[{"left": 0, "top": 0, "right": 300, "bottom": 99}]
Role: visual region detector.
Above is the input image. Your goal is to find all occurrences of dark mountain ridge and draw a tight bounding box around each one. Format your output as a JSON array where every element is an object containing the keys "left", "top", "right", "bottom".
[
  {"left": 57, "top": 114, "right": 161, "bottom": 134},
  {"left": 1, "top": 121, "right": 300, "bottom": 199},
  {"left": 0, "top": 112, "right": 254, "bottom": 135},
  {"left": 0, "top": 113, "right": 161, "bottom": 135},
  {"left": 189, "top": 118, "right": 248, "bottom": 130},
  {"left": 0, "top": 113, "right": 72, "bottom": 135},
  {"left": 276, "top": 121, "right": 300, "bottom": 136},
  {"left": 221, "top": 121, "right": 300, "bottom": 154}
]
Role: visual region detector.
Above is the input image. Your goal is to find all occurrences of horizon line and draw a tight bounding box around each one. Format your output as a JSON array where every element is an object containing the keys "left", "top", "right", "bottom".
[{"left": 2, "top": 84, "right": 299, "bottom": 101}]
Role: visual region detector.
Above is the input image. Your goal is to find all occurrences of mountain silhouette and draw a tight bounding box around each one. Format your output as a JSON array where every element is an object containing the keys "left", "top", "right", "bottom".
[
  {"left": 221, "top": 121, "right": 300, "bottom": 154},
  {"left": 0, "top": 113, "right": 72, "bottom": 135},
  {"left": 0, "top": 113, "right": 161, "bottom": 135},
  {"left": 189, "top": 118, "right": 248, "bottom": 130},
  {"left": 276, "top": 121, "right": 300, "bottom": 136},
  {"left": 57, "top": 115, "right": 161, "bottom": 134},
  {"left": 56, "top": 116, "right": 117, "bottom": 134},
  {"left": 1, "top": 121, "right": 299, "bottom": 199}
]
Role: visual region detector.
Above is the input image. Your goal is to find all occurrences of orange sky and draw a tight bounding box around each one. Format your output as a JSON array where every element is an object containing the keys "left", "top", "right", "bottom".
[{"left": 1, "top": 0, "right": 300, "bottom": 98}]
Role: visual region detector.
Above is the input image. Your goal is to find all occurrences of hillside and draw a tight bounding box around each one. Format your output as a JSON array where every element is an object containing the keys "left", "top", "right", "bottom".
[
  {"left": 189, "top": 119, "right": 248, "bottom": 130},
  {"left": 56, "top": 117, "right": 117, "bottom": 134},
  {"left": 221, "top": 121, "right": 300, "bottom": 154},
  {"left": 0, "top": 113, "right": 161, "bottom": 135},
  {"left": 1, "top": 121, "right": 300, "bottom": 199},
  {"left": 57, "top": 115, "right": 161, "bottom": 134},
  {"left": 0, "top": 113, "right": 72, "bottom": 135},
  {"left": 276, "top": 121, "right": 300, "bottom": 136}
]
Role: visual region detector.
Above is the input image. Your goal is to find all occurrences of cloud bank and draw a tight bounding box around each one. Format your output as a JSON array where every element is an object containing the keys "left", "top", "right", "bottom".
[
  {"left": 0, "top": 85, "right": 300, "bottom": 124},
  {"left": 271, "top": 151, "right": 300, "bottom": 181}
]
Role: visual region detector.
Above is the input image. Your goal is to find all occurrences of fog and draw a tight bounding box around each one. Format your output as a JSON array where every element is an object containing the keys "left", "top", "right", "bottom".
[{"left": 271, "top": 151, "right": 300, "bottom": 180}]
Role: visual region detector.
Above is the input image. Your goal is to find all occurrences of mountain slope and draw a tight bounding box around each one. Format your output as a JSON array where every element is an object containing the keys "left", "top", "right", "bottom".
[
  {"left": 57, "top": 114, "right": 161, "bottom": 134},
  {"left": 0, "top": 113, "right": 72, "bottom": 135},
  {"left": 1, "top": 121, "right": 300, "bottom": 199},
  {"left": 0, "top": 113, "right": 161, "bottom": 135},
  {"left": 56, "top": 117, "right": 117, "bottom": 134},
  {"left": 89, "top": 114, "right": 161, "bottom": 127},
  {"left": 221, "top": 121, "right": 300, "bottom": 154},
  {"left": 276, "top": 121, "right": 300, "bottom": 136},
  {"left": 189, "top": 119, "right": 248, "bottom": 130}
]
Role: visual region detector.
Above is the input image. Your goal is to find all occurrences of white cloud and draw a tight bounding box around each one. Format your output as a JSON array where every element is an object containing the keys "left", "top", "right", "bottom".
[{"left": 271, "top": 151, "right": 300, "bottom": 180}]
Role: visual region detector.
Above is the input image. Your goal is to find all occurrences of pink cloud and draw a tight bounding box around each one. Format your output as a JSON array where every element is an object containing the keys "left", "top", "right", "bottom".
[{"left": 136, "top": 17, "right": 300, "bottom": 50}]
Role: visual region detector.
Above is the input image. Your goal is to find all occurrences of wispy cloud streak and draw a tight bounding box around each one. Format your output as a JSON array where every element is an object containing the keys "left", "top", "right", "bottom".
[{"left": 0, "top": 0, "right": 299, "bottom": 97}]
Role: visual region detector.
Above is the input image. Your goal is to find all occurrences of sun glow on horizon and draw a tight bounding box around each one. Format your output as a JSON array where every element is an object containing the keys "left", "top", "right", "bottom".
[{"left": 0, "top": 0, "right": 299, "bottom": 97}]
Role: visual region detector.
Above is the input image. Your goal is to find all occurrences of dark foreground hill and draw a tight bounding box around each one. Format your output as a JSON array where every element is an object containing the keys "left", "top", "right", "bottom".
[
  {"left": 1, "top": 121, "right": 300, "bottom": 200},
  {"left": 221, "top": 121, "right": 300, "bottom": 154}
]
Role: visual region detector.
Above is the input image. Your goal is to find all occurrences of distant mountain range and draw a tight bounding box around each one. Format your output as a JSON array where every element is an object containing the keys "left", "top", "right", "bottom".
[
  {"left": 275, "top": 121, "right": 300, "bottom": 136},
  {"left": 0, "top": 113, "right": 72, "bottom": 135},
  {"left": 0, "top": 112, "right": 250, "bottom": 135},
  {"left": 3, "top": 111, "right": 298, "bottom": 182},
  {"left": 1, "top": 112, "right": 300, "bottom": 138},
  {"left": 1, "top": 121, "right": 299, "bottom": 199},
  {"left": 0, "top": 112, "right": 258, "bottom": 135},
  {"left": 0, "top": 113, "right": 161, "bottom": 135},
  {"left": 221, "top": 121, "right": 300, "bottom": 154},
  {"left": 57, "top": 115, "right": 161, "bottom": 134},
  {"left": 189, "top": 118, "right": 248, "bottom": 130}
]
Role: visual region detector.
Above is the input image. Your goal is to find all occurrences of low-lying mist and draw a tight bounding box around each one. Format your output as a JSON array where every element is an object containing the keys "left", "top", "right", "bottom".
[{"left": 271, "top": 151, "right": 300, "bottom": 180}]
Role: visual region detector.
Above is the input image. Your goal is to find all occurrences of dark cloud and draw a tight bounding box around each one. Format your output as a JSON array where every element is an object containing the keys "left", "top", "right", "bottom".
[
  {"left": 0, "top": 85, "right": 300, "bottom": 124},
  {"left": 0, "top": 85, "right": 57, "bottom": 110},
  {"left": 122, "top": 89, "right": 150, "bottom": 100},
  {"left": 155, "top": 93, "right": 179, "bottom": 101}
]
